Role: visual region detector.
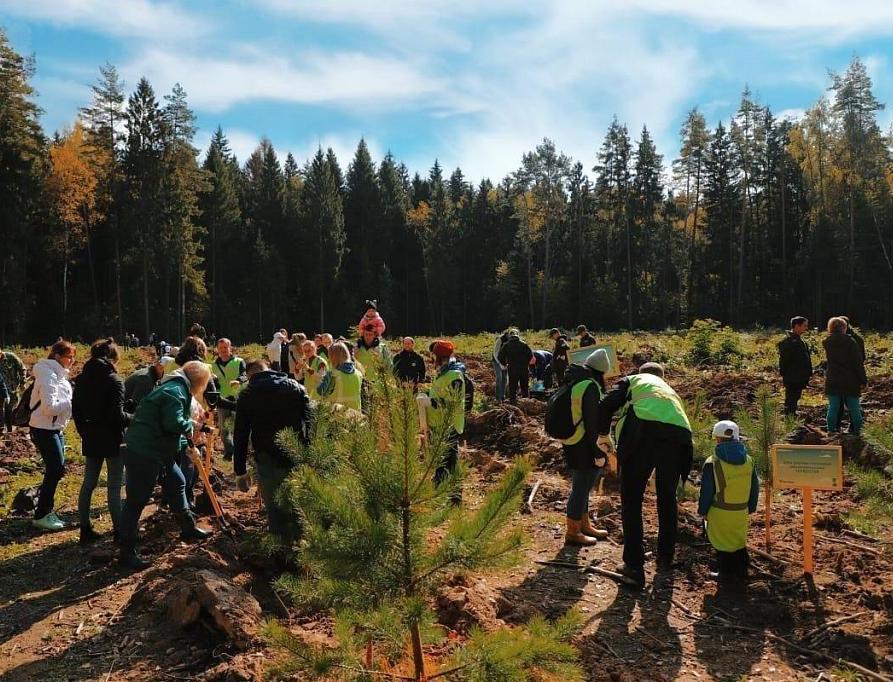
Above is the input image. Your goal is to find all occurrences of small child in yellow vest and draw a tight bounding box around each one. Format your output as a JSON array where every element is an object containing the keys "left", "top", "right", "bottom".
[{"left": 698, "top": 420, "right": 759, "bottom": 582}]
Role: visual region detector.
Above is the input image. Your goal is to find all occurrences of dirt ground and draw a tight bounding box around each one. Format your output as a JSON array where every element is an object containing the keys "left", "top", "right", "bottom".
[{"left": 0, "top": 354, "right": 891, "bottom": 681}]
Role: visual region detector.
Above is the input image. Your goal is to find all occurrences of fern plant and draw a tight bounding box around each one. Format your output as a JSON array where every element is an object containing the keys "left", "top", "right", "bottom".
[{"left": 264, "top": 359, "right": 581, "bottom": 680}]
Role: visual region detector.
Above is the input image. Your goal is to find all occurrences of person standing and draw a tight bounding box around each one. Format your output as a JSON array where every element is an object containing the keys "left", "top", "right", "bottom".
[
  {"left": 287, "top": 333, "right": 307, "bottom": 380},
  {"left": 266, "top": 331, "right": 286, "bottom": 371},
  {"left": 823, "top": 317, "right": 867, "bottom": 435},
  {"left": 424, "top": 341, "right": 466, "bottom": 500},
  {"left": 0, "top": 349, "right": 25, "bottom": 432},
  {"left": 597, "top": 363, "right": 693, "bottom": 587},
  {"left": 497, "top": 330, "right": 533, "bottom": 404},
  {"left": 72, "top": 339, "right": 129, "bottom": 544},
  {"left": 840, "top": 316, "right": 866, "bottom": 361},
  {"left": 777, "top": 316, "right": 812, "bottom": 416},
  {"left": 492, "top": 330, "right": 510, "bottom": 403},
  {"left": 576, "top": 325, "right": 596, "bottom": 348},
  {"left": 318, "top": 333, "right": 333, "bottom": 359},
  {"left": 29, "top": 341, "right": 77, "bottom": 531},
  {"left": 301, "top": 340, "right": 328, "bottom": 399},
  {"left": 119, "top": 361, "right": 213, "bottom": 569},
  {"left": 393, "top": 337, "right": 426, "bottom": 386},
  {"left": 210, "top": 338, "right": 246, "bottom": 461},
  {"left": 318, "top": 342, "right": 364, "bottom": 412},
  {"left": 557, "top": 350, "right": 612, "bottom": 546},
  {"left": 354, "top": 324, "right": 391, "bottom": 370},
  {"left": 549, "top": 329, "right": 570, "bottom": 386},
  {"left": 233, "top": 359, "right": 312, "bottom": 552}
]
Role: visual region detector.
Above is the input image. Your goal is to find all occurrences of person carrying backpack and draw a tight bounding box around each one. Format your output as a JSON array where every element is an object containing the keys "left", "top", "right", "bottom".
[{"left": 547, "top": 350, "right": 612, "bottom": 546}]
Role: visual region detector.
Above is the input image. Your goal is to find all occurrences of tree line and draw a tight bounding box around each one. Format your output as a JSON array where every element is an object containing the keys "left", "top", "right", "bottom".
[{"left": 2, "top": 30, "right": 892, "bottom": 344}]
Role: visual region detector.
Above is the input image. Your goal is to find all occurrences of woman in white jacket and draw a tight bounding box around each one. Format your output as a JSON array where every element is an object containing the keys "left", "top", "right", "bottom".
[{"left": 30, "top": 340, "right": 76, "bottom": 531}]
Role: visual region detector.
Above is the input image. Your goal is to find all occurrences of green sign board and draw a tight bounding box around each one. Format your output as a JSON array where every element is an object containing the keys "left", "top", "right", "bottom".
[
  {"left": 568, "top": 344, "right": 619, "bottom": 377},
  {"left": 771, "top": 445, "right": 843, "bottom": 491}
]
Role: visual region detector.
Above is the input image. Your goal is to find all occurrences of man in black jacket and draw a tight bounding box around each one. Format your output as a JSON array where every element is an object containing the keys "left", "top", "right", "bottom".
[
  {"left": 497, "top": 331, "right": 533, "bottom": 404},
  {"left": 393, "top": 337, "right": 426, "bottom": 386},
  {"left": 233, "top": 359, "right": 312, "bottom": 549},
  {"left": 777, "top": 316, "right": 812, "bottom": 415},
  {"left": 577, "top": 325, "right": 596, "bottom": 348}
]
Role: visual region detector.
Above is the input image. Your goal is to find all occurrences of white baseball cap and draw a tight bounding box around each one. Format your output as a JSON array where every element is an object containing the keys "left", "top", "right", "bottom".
[{"left": 711, "top": 420, "right": 741, "bottom": 440}]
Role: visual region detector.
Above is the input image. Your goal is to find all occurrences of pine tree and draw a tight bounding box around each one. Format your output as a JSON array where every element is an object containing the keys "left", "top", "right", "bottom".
[
  {"left": 264, "top": 364, "right": 581, "bottom": 681},
  {"left": 344, "top": 139, "right": 381, "bottom": 302},
  {"left": 200, "top": 127, "right": 242, "bottom": 333},
  {"left": 300, "top": 148, "right": 345, "bottom": 330},
  {"left": 632, "top": 126, "right": 665, "bottom": 325},
  {"left": 703, "top": 122, "right": 740, "bottom": 319}
]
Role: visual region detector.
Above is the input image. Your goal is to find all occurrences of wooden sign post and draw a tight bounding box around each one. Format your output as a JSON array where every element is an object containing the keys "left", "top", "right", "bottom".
[{"left": 770, "top": 444, "right": 843, "bottom": 575}]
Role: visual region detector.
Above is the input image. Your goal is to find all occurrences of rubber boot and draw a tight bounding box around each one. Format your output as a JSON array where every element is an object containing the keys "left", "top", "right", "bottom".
[
  {"left": 119, "top": 544, "right": 151, "bottom": 570},
  {"left": 580, "top": 515, "right": 609, "bottom": 540},
  {"left": 176, "top": 510, "right": 211, "bottom": 541},
  {"left": 565, "top": 518, "right": 598, "bottom": 546}
]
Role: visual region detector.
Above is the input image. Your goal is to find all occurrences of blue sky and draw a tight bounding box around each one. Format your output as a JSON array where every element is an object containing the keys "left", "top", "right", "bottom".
[{"left": 2, "top": 0, "right": 893, "bottom": 183}]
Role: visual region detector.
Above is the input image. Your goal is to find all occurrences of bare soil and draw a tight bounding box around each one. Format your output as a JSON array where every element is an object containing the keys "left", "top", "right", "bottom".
[{"left": 0, "top": 354, "right": 891, "bottom": 681}]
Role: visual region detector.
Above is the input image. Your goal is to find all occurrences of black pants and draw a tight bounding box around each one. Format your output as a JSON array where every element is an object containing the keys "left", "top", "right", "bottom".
[
  {"left": 620, "top": 438, "right": 691, "bottom": 569},
  {"left": 507, "top": 371, "right": 529, "bottom": 403},
  {"left": 553, "top": 359, "right": 568, "bottom": 386},
  {"left": 716, "top": 547, "right": 749, "bottom": 579},
  {"left": 783, "top": 383, "right": 805, "bottom": 415},
  {"left": 434, "top": 436, "right": 461, "bottom": 503}
]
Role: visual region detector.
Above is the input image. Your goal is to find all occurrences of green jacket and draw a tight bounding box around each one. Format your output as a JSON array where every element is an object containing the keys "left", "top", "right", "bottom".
[{"left": 124, "top": 372, "right": 194, "bottom": 463}]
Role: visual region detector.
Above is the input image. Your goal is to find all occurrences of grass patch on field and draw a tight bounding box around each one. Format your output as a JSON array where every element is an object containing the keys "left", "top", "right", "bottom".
[{"left": 844, "top": 463, "right": 893, "bottom": 537}]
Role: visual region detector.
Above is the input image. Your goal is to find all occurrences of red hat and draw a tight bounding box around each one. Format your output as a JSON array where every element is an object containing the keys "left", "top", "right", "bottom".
[{"left": 431, "top": 340, "right": 454, "bottom": 359}]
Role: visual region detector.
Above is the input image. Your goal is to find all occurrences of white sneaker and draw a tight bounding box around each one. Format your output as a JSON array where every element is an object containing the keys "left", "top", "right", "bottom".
[
  {"left": 47, "top": 511, "right": 66, "bottom": 528},
  {"left": 33, "top": 514, "right": 64, "bottom": 531}
]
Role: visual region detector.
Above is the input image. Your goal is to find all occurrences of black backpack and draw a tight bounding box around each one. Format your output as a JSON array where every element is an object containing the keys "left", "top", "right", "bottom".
[
  {"left": 12, "top": 379, "right": 39, "bottom": 427},
  {"left": 544, "top": 378, "right": 590, "bottom": 440}
]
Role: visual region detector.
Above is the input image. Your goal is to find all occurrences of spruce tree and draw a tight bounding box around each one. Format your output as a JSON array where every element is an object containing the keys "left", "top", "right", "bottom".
[{"left": 264, "top": 363, "right": 582, "bottom": 681}]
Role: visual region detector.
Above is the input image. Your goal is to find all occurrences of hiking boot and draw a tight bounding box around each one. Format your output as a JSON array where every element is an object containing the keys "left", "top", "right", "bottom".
[
  {"left": 614, "top": 563, "right": 646, "bottom": 588},
  {"left": 580, "top": 515, "right": 609, "bottom": 540},
  {"left": 33, "top": 513, "right": 65, "bottom": 532},
  {"left": 565, "top": 518, "right": 598, "bottom": 546},
  {"left": 79, "top": 526, "right": 103, "bottom": 545},
  {"left": 176, "top": 510, "right": 211, "bottom": 541},
  {"left": 119, "top": 545, "right": 150, "bottom": 570}
]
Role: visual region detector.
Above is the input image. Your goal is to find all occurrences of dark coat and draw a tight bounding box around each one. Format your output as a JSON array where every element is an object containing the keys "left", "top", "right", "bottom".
[
  {"left": 72, "top": 358, "right": 130, "bottom": 458},
  {"left": 561, "top": 364, "right": 604, "bottom": 471},
  {"left": 393, "top": 349, "right": 426, "bottom": 384},
  {"left": 498, "top": 336, "right": 533, "bottom": 375},
  {"left": 233, "top": 370, "right": 312, "bottom": 476},
  {"left": 579, "top": 332, "right": 596, "bottom": 348},
  {"left": 777, "top": 331, "right": 812, "bottom": 386},
  {"left": 823, "top": 332, "right": 867, "bottom": 396},
  {"left": 552, "top": 336, "right": 570, "bottom": 364}
]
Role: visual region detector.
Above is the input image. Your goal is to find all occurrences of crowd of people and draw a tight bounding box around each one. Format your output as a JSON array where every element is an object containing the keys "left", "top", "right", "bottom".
[{"left": 0, "top": 309, "right": 870, "bottom": 587}]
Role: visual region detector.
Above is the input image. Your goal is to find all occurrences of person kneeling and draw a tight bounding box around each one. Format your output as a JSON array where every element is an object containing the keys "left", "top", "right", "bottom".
[
  {"left": 233, "top": 359, "right": 311, "bottom": 561},
  {"left": 698, "top": 420, "right": 759, "bottom": 584},
  {"left": 118, "top": 361, "right": 213, "bottom": 569}
]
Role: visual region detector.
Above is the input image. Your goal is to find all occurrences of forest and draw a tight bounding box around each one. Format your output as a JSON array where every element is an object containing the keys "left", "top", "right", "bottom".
[{"left": 2, "top": 28, "right": 893, "bottom": 344}]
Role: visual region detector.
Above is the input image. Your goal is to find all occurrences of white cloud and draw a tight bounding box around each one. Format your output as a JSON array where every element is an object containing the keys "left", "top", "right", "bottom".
[
  {"left": 777, "top": 108, "right": 807, "bottom": 122},
  {"left": 0, "top": 0, "right": 207, "bottom": 41},
  {"left": 122, "top": 47, "right": 443, "bottom": 113}
]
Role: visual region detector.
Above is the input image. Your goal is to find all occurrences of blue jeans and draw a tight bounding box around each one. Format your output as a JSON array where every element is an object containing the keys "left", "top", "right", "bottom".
[
  {"left": 566, "top": 467, "right": 601, "bottom": 520},
  {"left": 78, "top": 454, "right": 125, "bottom": 531},
  {"left": 32, "top": 427, "right": 65, "bottom": 519},
  {"left": 119, "top": 451, "right": 189, "bottom": 546},
  {"left": 827, "top": 395, "right": 863, "bottom": 434},
  {"left": 178, "top": 447, "right": 198, "bottom": 504},
  {"left": 492, "top": 359, "right": 507, "bottom": 402}
]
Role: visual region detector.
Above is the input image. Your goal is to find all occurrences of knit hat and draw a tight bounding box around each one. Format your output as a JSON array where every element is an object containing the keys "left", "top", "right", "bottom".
[
  {"left": 365, "top": 299, "right": 378, "bottom": 311},
  {"left": 584, "top": 349, "right": 611, "bottom": 374},
  {"left": 638, "top": 362, "right": 664, "bottom": 377},
  {"left": 431, "top": 340, "right": 454, "bottom": 360}
]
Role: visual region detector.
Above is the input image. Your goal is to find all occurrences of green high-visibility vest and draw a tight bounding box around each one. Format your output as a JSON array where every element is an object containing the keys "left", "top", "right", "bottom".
[
  {"left": 355, "top": 343, "right": 390, "bottom": 372},
  {"left": 304, "top": 355, "right": 328, "bottom": 398},
  {"left": 328, "top": 366, "right": 363, "bottom": 411},
  {"left": 614, "top": 373, "right": 691, "bottom": 444},
  {"left": 705, "top": 454, "right": 754, "bottom": 552},
  {"left": 210, "top": 357, "right": 244, "bottom": 400},
  {"left": 427, "top": 368, "right": 465, "bottom": 435},
  {"left": 560, "top": 379, "right": 604, "bottom": 446}
]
